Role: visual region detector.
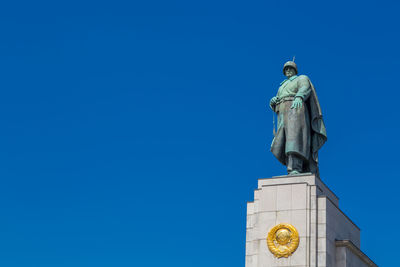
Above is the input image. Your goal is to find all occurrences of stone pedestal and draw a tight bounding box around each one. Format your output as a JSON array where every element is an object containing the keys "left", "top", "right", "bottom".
[{"left": 245, "top": 174, "right": 377, "bottom": 267}]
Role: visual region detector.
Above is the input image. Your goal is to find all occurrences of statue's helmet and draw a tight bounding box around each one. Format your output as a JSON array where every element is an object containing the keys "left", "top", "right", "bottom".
[{"left": 282, "top": 61, "right": 298, "bottom": 74}]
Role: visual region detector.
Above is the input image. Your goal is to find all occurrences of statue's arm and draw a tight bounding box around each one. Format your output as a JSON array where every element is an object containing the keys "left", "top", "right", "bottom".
[
  {"left": 269, "top": 96, "right": 278, "bottom": 111},
  {"left": 269, "top": 85, "right": 280, "bottom": 111},
  {"left": 295, "top": 75, "right": 311, "bottom": 101},
  {"left": 291, "top": 75, "right": 311, "bottom": 109}
]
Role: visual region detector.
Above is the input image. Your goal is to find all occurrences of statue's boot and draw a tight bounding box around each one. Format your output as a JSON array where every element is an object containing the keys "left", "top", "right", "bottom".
[{"left": 286, "top": 154, "right": 303, "bottom": 175}]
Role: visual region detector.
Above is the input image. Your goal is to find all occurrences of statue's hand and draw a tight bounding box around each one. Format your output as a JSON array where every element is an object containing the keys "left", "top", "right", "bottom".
[
  {"left": 269, "top": 96, "right": 278, "bottom": 108},
  {"left": 290, "top": 97, "right": 303, "bottom": 109}
]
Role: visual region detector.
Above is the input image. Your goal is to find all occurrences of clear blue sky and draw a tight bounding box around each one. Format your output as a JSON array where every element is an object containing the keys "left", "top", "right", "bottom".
[{"left": 0, "top": 0, "right": 398, "bottom": 266}]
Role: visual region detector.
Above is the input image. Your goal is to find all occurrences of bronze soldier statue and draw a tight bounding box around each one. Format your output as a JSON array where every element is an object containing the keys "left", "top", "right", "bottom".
[{"left": 269, "top": 61, "right": 327, "bottom": 176}]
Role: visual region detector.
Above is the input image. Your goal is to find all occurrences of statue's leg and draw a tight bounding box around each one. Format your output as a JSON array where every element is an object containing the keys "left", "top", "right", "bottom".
[
  {"left": 284, "top": 100, "right": 311, "bottom": 169},
  {"left": 286, "top": 153, "right": 303, "bottom": 174},
  {"left": 308, "top": 157, "right": 320, "bottom": 177},
  {"left": 271, "top": 109, "right": 287, "bottom": 166}
]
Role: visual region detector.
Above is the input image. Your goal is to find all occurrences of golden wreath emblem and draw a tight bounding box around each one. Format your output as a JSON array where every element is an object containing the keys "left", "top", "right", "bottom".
[{"left": 267, "top": 223, "right": 299, "bottom": 258}]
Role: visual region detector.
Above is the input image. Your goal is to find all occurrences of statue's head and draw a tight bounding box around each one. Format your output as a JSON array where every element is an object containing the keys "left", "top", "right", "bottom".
[{"left": 283, "top": 61, "right": 298, "bottom": 77}]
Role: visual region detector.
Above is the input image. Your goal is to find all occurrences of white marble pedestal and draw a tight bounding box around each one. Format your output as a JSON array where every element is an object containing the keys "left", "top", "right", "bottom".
[{"left": 245, "top": 174, "right": 377, "bottom": 267}]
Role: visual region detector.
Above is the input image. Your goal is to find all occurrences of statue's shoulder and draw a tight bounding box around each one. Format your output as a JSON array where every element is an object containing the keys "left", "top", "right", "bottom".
[
  {"left": 297, "top": 74, "right": 310, "bottom": 80},
  {"left": 297, "top": 75, "right": 312, "bottom": 85}
]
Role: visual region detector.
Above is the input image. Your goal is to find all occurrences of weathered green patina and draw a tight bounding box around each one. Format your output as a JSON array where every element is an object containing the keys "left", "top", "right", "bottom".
[{"left": 269, "top": 61, "right": 327, "bottom": 175}]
